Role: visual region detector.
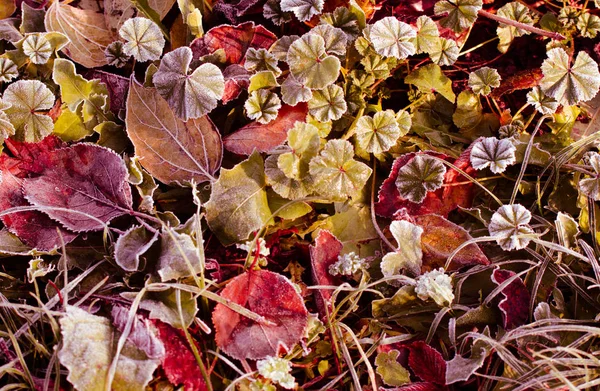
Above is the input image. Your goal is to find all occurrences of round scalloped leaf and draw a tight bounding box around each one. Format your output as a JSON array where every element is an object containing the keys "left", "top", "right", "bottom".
[
  {"left": 276, "top": 122, "right": 320, "bottom": 181},
  {"left": 264, "top": 0, "right": 293, "bottom": 26},
  {"left": 468, "top": 67, "right": 501, "bottom": 96},
  {"left": 540, "top": 48, "right": 600, "bottom": 107},
  {"left": 395, "top": 154, "right": 446, "bottom": 204},
  {"left": 369, "top": 16, "right": 416, "bottom": 60},
  {"left": 558, "top": 6, "right": 579, "bottom": 27},
  {"left": 470, "top": 137, "right": 516, "bottom": 174},
  {"left": 245, "top": 89, "right": 282, "bottom": 124},
  {"left": 355, "top": 110, "right": 401, "bottom": 154},
  {"left": 245, "top": 48, "right": 281, "bottom": 76},
  {"left": 496, "top": 2, "right": 533, "bottom": 53},
  {"left": 153, "top": 46, "right": 224, "bottom": 121},
  {"left": 3, "top": 80, "right": 55, "bottom": 142},
  {"left": 489, "top": 204, "right": 533, "bottom": 251},
  {"left": 320, "top": 6, "right": 360, "bottom": 40},
  {"left": 526, "top": 86, "right": 558, "bottom": 115},
  {"left": 434, "top": 0, "right": 482, "bottom": 32},
  {"left": 396, "top": 109, "right": 412, "bottom": 136},
  {"left": 0, "top": 108, "right": 15, "bottom": 144},
  {"left": 414, "top": 16, "right": 440, "bottom": 54},
  {"left": 22, "top": 34, "right": 52, "bottom": 64},
  {"left": 287, "top": 34, "right": 341, "bottom": 90},
  {"left": 281, "top": 0, "right": 324, "bottom": 22},
  {"left": 307, "top": 84, "right": 347, "bottom": 122},
  {"left": 119, "top": 17, "right": 165, "bottom": 62},
  {"left": 0, "top": 58, "right": 18, "bottom": 82},
  {"left": 105, "top": 41, "right": 130, "bottom": 68},
  {"left": 579, "top": 152, "right": 600, "bottom": 201},
  {"left": 577, "top": 13, "right": 600, "bottom": 38},
  {"left": 309, "top": 139, "right": 372, "bottom": 201},
  {"left": 269, "top": 35, "right": 299, "bottom": 61},
  {"left": 281, "top": 75, "right": 312, "bottom": 106},
  {"left": 430, "top": 37, "right": 459, "bottom": 66},
  {"left": 309, "top": 24, "right": 348, "bottom": 56}
]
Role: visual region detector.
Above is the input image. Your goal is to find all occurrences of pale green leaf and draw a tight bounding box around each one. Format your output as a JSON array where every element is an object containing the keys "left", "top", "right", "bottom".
[
  {"left": 157, "top": 229, "right": 201, "bottom": 281},
  {"left": 526, "top": 86, "right": 558, "bottom": 115},
  {"left": 0, "top": 104, "right": 15, "bottom": 144},
  {"left": 470, "top": 137, "right": 516, "bottom": 173},
  {"left": 468, "top": 66, "right": 501, "bottom": 96},
  {"left": 489, "top": 204, "right": 534, "bottom": 250},
  {"left": 21, "top": 32, "right": 68, "bottom": 64},
  {"left": 245, "top": 47, "right": 281, "bottom": 76},
  {"left": 580, "top": 152, "right": 600, "bottom": 200},
  {"left": 287, "top": 34, "right": 341, "bottom": 90},
  {"left": 309, "top": 24, "right": 348, "bottom": 56},
  {"left": 354, "top": 109, "right": 401, "bottom": 154},
  {"left": 281, "top": 74, "right": 312, "bottom": 106},
  {"left": 281, "top": 0, "right": 324, "bottom": 22},
  {"left": 453, "top": 90, "right": 482, "bottom": 130},
  {"left": 375, "top": 350, "right": 411, "bottom": 387},
  {"left": 245, "top": 89, "right": 281, "bottom": 124},
  {"left": 556, "top": 211, "right": 580, "bottom": 249},
  {"left": 430, "top": 37, "right": 459, "bottom": 66},
  {"left": 405, "top": 63, "right": 456, "bottom": 102},
  {"left": 434, "top": 0, "right": 482, "bottom": 32},
  {"left": 309, "top": 139, "right": 372, "bottom": 201},
  {"left": 53, "top": 107, "right": 93, "bottom": 141},
  {"left": 496, "top": 2, "right": 534, "bottom": 53},
  {"left": 59, "top": 306, "right": 160, "bottom": 391},
  {"left": 320, "top": 6, "right": 360, "bottom": 40},
  {"left": 0, "top": 57, "right": 18, "bottom": 82},
  {"left": 540, "top": 48, "right": 600, "bottom": 106},
  {"left": 153, "top": 46, "right": 225, "bottom": 121},
  {"left": 269, "top": 35, "right": 299, "bottom": 61},
  {"left": 395, "top": 154, "right": 446, "bottom": 203},
  {"left": 368, "top": 16, "right": 416, "bottom": 60},
  {"left": 133, "top": 288, "right": 197, "bottom": 328},
  {"left": 53, "top": 58, "right": 109, "bottom": 113},
  {"left": 307, "top": 84, "right": 347, "bottom": 122},
  {"left": 558, "top": 6, "right": 579, "bottom": 27},
  {"left": 3, "top": 80, "right": 54, "bottom": 142},
  {"left": 395, "top": 109, "right": 412, "bottom": 136},
  {"left": 414, "top": 15, "right": 440, "bottom": 54},
  {"left": 248, "top": 71, "right": 279, "bottom": 93},
  {"left": 576, "top": 12, "right": 600, "bottom": 38},
  {"left": 119, "top": 17, "right": 165, "bottom": 62},
  {"left": 205, "top": 152, "right": 272, "bottom": 246},
  {"left": 381, "top": 220, "right": 423, "bottom": 278}
]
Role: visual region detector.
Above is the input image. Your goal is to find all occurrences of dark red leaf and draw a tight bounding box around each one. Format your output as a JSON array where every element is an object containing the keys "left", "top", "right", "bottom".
[
  {"left": 406, "top": 341, "right": 446, "bottom": 385},
  {"left": 223, "top": 103, "right": 308, "bottom": 155},
  {"left": 222, "top": 64, "right": 250, "bottom": 104},
  {"left": 492, "top": 268, "right": 531, "bottom": 329},
  {"left": 0, "top": 136, "right": 77, "bottom": 251},
  {"left": 152, "top": 320, "right": 208, "bottom": 391},
  {"left": 190, "top": 22, "right": 276, "bottom": 65},
  {"left": 212, "top": 269, "right": 308, "bottom": 360},
  {"left": 213, "top": 0, "right": 262, "bottom": 23},
  {"left": 86, "top": 70, "right": 130, "bottom": 119},
  {"left": 309, "top": 230, "right": 343, "bottom": 319},
  {"left": 385, "top": 382, "right": 447, "bottom": 391},
  {"left": 22, "top": 144, "right": 133, "bottom": 232}
]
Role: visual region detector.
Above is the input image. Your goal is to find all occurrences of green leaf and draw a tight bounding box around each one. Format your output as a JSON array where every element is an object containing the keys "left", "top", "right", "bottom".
[
  {"left": 396, "top": 109, "right": 412, "bottom": 136},
  {"left": 430, "top": 37, "right": 459, "bottom": 66},
  {"left": 470, "top": 137, "right": 516, "bottom": 174},
  {"left": 468, "top": 66, "right": 501, "bottom": 96},
  {"left": 157, "top": 229, "right": 201, "bottom": 282},
  {"left": 307, "top": 84, "right": 347, "bottom": 122},
  {"left": 381, "top": 220, "right": 423, "bottom": 278},
  {"left": 309, "top": 24, "right": 348, "bottom": 56},
  {"left": 3, "top": 80, "right": 54, "bottom": 142},
  {"left": 133, "top": 288, "right": 198, "bottom": 328},
  {"left": 368, "top": 16, "right": 416, "bottom": 60},
  {"left": 309, "top": 139, "right": 372, "bottom": 201},
  {"left": 414, "top": 15, "right": 440, "bottom": 54},
  {"left": 281, "top": 75, "right": 312, "bottom": 106},
  {"left": 488, "top": 204, "right": 534, "bottom": 251},
  {"left": 453, "top": 90, "right": 483, "bottom": 130},
  {"left": 395, "top": 154, "right": 447, "bottom": 203},
  {"left": 540, "top": 48, "right": 600, "bottom": 107},
  {"left": 281, "top": 0, "right": 324, "bottom": 22},
  {"left": 577, "top": 13, "right": 600, "bottom": 38},
  {"left": 580, "top": 152, "right": 600, "bottom": 201},
  {"left": 405, "top": 63, "right": 456, "bottom": 102},
  {"left": 153, "top": 46, "right": 225, "bottom": 121},
  {"left": 354, "top": 109, "right": 401, "bottom": 154},
  {"left": 558, "top": 6, "right": 579, "bottom": 27},
  {"left": 526, "top": 86, "right": 558, "bottom": 114},
  {"left": 0, "top": 57, "right": 18, "bottom": 82},
  {"left": 59, "top": 306, "right": 160, "bottom": 391},
  {"left": 319, "top": 6, "right": 360, "bottom": 40},
  {"left": 205, "top": 152, "right": 272, "bottom": 246},
  {"left": 375, "top": 350, "right": 411, "bottom": 387},
  {"left": 53, "top": 58, "right": 109, "bottom": 113},
  {"left": 53, "top": 107, "right": 93, "bottom": 141},
  {"left": 245, "top": 48, "right": 281, "bottom": 76},
  {"left": 248, "top": 70, "right": 279, "bottom": 93},
  {"left": 287, "top": 34, "right": 341, "bottom": 90},
  {"left": 20, "top": 32, "right": 68, "bottom": 64},
  {"left": 119, "top": 17, "right": 165, "bottom": 62},
  {"left": 496, "top": 2, "right": 534, "bottom": 53},
  {"left": 269, "top": 35, "right": 299, "bottom": 62},
  {"left": 434, "top": 0, "right": 482, "bottom": 33},
  {"left": 245, "top": 89, "right": 282, "bottom": 124}
]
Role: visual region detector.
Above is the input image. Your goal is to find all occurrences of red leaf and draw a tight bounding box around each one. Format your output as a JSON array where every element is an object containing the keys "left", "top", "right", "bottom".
[
  {"left": 386, "top": 383, "right": 447, "bottom": 391},
  {"left": 190, "top": 22, "right": 276, "bottom": 65},
  {"left": 86, "top": 70, "right": 129, "bottom": 118},
  {"left": 152, "top": 320, "right": 208, "bottom": 391},
  {"left": 375, "top": 149, "right": 475, "bottom": 219},
  {"left": 223, "top": 103, "right": 308, "bottom": 155},
  {"left": 222, "top": 64, "right": 250, "bottom": 104},
  {"left": 491, "top": 268, "right": 531, "bottom": 329},
  {"left": 22, "top": 144, "right": 133, "bottom": 232},
  {"left": 406, "top": 341, "right": 446, "bottom": 385},
  {"left": 309, "top": 230, "right": 343, "bottom": 319},
  {"left": 0, "top": 136, "right": 77, "bottom": 251},
  {"left": 491, "top": 68, "right": 543, "bottom": 99},
  {"left": 212, "top": 269, "right": 308, "bottom": 360}
]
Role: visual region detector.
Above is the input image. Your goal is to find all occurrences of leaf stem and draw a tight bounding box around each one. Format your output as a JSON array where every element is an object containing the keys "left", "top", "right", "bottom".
[
  {"left": 478, "top": 10, "right": 566, "bottom": 41},
  {"left": 341, "top": 106, "right": 365, "bottom": 140}
]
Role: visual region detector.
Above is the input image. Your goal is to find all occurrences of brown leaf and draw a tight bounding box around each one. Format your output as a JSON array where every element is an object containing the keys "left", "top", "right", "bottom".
[
  {"left": 223, "top": 103, "right": 308, "bottom": 155},
  {"left": 126, "top": 80, "right": 222, "bottom": 186}
]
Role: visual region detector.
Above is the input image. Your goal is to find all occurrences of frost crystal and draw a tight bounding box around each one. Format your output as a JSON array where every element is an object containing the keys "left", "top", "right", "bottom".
[
  {"left": 256, "top": 356, "right": 296, "bottom": 389},
  {"left": 415, "top": 268, "right": 454, "bottom": 307},
  {"left": 237, "top": 238, "right": 270, "bottom": 257},
  {"left": 329, "top": 252, "right": 366, "bottom": 276}
]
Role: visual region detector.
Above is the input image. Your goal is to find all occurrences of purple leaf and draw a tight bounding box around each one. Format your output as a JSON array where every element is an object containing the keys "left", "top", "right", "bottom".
[{"left": 492, "top": 268, "right": 531, "bottom": 329}]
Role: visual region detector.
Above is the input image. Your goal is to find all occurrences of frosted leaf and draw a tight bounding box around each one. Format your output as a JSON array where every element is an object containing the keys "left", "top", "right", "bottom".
[
  {"left": 281, "top": 75, "right": 312, "bottom": 106},
  {"left": 264, "top": 0, "right": 293, "bottom": 26},
  {"left": 354, "top": 110, "right": 401, "bottom": 154},
  {"left": 576, "top": 12, "right": 600, "bottom": 38},
  {"left": 414, "top": 15, "right": 440, "bottom": 54},
  {"left": 395, "top": 109, "right": 412, "bottom": 136},
  {"left": 0, "top": 58, "right": 18, "bottom": 82},
  {"left": 269, "top": 35, "right": 299, "bottom": 61},
  {"left": 526, "top": 86, "right": 559, "bottom": 115},
  {"left": 415, "top": 268, "right": 454, "bottom": 306},
  {"left": 3, "top": 80, "right": 55, "bottom": 142},
  {"left": 320, "top": 6, "right": 360, "bottom": 40},
  {"left": 489, "top": 204, "right": 534, "bottom": 251},
  {"left": 105, "top": 41, "right": 130, "bottom": 67},
  {"left": 307, "top": 84, "right": 347, "bottom": 122},
  {"left": 395, "top": 154, "right": 446, "bottom": 204},
  {"left": 309, "top": 24, "right": 348, "bottom": 56},
  {"left": 468, "top": 67, "right": 501, "bottom": 96},
  {"left": 22, "top": 34, "right": 52, "bottom": 64},
  {"left": 558, "top": 6, "right": 579, "bottom": 27},
  {"left": 281, "top": 0, "right": 324, "bottom": 22},
  {"left": 119, "top": 17, "right": 165, "bottom": 62},
  {"left": 0, "top": 102, "right": 15, "bottom": 144},
  {"left": 245, "top": 48, "right": 281, "bottom": 76},
  {"left": 245, "top": 89, "right": 281, "bottom": 124},
  {"left": 470, "top": 137, "right": 516, "bottom": 174},
  {"left": 368, "top": 16, "right": 416, "bottom": 60},
  {"left": 329, "top": 252, "right": 367, "bottom": 276},
  {"left": 496, "top": 2, "right": 534, "bottom": 52},
  {"left": 430, "top": 37, "right": 459, "bottom": 66},
  {"left": 287, "top": 34, "right": 341, "bottom": 90},
  {"left": 256, "top": 357, "right": 296, "bottom": 389},
  {"left": 380, "top": 220, "right": 423, "bottom": 277},
  {"left": 579, "top": 152, "right": 600, "bottom": 201},
  {"left": 434, "top": 0, "right": 482, "bottom": 32},
  {"left": 540, "top": 48, "right": 600, "bottom": 106}
]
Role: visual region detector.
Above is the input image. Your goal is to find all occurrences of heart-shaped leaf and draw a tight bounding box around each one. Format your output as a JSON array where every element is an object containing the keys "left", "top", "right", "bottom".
[
  {"left": 153, "top": 46, "right": 224, "bottom": 121},
  {"left": 395, "top": 154, "right": 447, "bottom": 204},
  {"left": 488, "top": 204, "right": 534, "bottom": 251},
  {"left": 3, "top": 80, "right": 55, "bottom": 142},
  {"left": 470, "top": 137, "right": 516, "bottom": 174},
  {"left": 368, "top": 16, "right": 416, "bottom": 60},
  {"left": 119, "top": 17, "right": 165, "bottom": 62},
  {"left": 287, "top": 34, "right": 341, "bottom": 90}
]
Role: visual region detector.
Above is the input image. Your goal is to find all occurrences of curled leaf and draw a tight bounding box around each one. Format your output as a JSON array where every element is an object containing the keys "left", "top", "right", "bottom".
[
  {"left": 381, "top": 220, "right": 423, "bottom": 277},
  {"left": 396, "top": 154, "right": 447, "bottom": 204},
  {"left": 119, "top": 17, "right": 165, "bottom": 62},
  {"left": 470, "top": 137, "right": 516, "bottom": 174},
  {"left": 488, "top": 204, "right": 534, "bottom": 251},
  {"left": 368, "top": 16, "right": 416, "bottom": 60},
  {"left": 579, "top": 152, "right": 600, "bottom": 200},
  {"left": 0, "top": 57, "right": 18, "bottom": 82}
]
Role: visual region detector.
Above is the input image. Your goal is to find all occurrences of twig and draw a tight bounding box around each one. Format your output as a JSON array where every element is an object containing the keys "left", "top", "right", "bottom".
[{"left": 478, "top": 9, "right": 566, "bottom": 41}]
